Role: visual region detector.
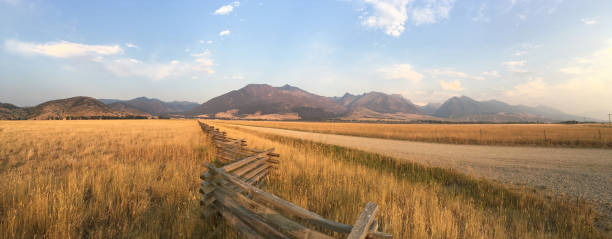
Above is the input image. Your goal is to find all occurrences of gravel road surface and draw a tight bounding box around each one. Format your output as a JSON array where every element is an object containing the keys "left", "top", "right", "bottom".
[{"left": 226, "top": 124, "right": 612, "bottom": 219}]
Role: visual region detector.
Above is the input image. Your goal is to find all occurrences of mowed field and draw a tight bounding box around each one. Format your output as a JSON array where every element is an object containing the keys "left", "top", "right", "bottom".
[
  {"left": 0, "top": 120, "right": 608, "bottom": 238},
  {"left": 221, "top": 120, "right": 612, "bottom": 148}
]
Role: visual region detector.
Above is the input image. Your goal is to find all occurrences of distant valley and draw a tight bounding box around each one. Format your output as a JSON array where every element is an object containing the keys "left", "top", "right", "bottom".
[{"left": 0, "top": 84, "right": 588, "bottom": 122}]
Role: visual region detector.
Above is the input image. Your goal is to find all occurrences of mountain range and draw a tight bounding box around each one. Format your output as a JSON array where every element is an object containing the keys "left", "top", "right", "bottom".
[
  {"left": 0, "top": 84, "right": 587, "bottom": 122},
  {"left": 100, "top": 97, "right": 199, "bottom": 116},
  {"left": 0, "top": 96, "right": 149, "bottom": 120}
]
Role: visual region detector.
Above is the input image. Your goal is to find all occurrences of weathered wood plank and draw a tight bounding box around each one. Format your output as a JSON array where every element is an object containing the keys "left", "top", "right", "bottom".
[
  {"left": 369, "top": 220, "right": 379, "bottom": 233},
  {"left": 223, "top": 149, "right": 275, "bottom": 172},
  {"left": 217, "top": 186, "right": 335, "bottom": 239},
  {"left": 206, "top": 163, "right": 353, "bottom": 233},
  {"left": 199, "top": 195, "right": 215, "bottom": 207},
  {"left": 231, "top": 157, "right": 269, "bottom": 177},
  {"left": 213, "top": 190, "right": 290, "bottom": 239},
  {"left": 242, "top": 163, "right": 270, "bottom": 182},
  {"left": 246, "top": 170, "right": 269, "bottom": 185},
  {"left": 218, "top": 208, "right": 265, "bottom": 239},
  {"left": 347, "top": 202, "right": 378, "bottom": 239}
]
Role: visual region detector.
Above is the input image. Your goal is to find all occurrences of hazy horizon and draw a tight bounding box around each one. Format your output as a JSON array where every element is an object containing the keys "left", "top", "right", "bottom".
[{"left": 1, "top": 0, "right": 611, "bottom": 120}]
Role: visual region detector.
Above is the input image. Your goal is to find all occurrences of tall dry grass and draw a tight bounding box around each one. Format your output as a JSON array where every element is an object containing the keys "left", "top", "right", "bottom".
[
  {"left": 1, "top": 120, "right": 606, "bottom": 238},
  {"left": 209, "top": 121, "right": 605, "bottom": 238},
  {"left": 222, "top": 120, "right": 612, "bottom": 148},
  {"left": 0, "top": 120, "right": 237, "bottom": 238}
]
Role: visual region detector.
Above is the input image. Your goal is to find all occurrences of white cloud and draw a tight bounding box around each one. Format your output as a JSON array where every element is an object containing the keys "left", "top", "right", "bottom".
[
  {"left": 379, "top": 64, "right": 423, "bottom": 82},
  {"left": 581, "top": 17, "right": 597, "bottom": 25},
  {"left": 214, "top": 1, "right": 240, "bottom": 15},
  {"left": 3, "top": 39, "right": 215, "bottom": 81},
  {"left": 106, "top": 50, "right": 215, "bottom": 80},
  {"left": 361, "top": 0, "right": 410, "bottom": 37},
  {"left": 504, "top": 39, "right": 612, "bottom": 119},
  {"left": 360, "top": 0, "right": 455, "bottom": 37},
  {"left": 481, "top": 70, "right": 500, "bottom": 77},
  {"left": 428, "top": 69, "right": 484, "bottom": 80},
  {"left": 207, "top": 40, "right": 213, "bottom": 44},
  {"left": 219, "top": 29, "right": 231, "bottom": 36},
  {"left": 411, "top": 0, "right": 455, "bottom": 25},
  {"left": 514, "top": 51, "right": 526, "bottom": 56},
  {"left": 502, "top": 60, "right": 527, "bottom": 73},
  {"left": 440, "top": 80, "right": 463, "bottom": 91},
  {"left": 4, "top": 39, "right": 123, "bottom": 58},
  {"left": 125, "top": 43, "right": 138, "bottom": 49}
]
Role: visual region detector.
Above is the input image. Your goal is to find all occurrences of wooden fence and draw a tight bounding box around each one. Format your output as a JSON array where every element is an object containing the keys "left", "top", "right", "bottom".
[{"left": 198, "top": 121, "right": 392, "bottom": 239}]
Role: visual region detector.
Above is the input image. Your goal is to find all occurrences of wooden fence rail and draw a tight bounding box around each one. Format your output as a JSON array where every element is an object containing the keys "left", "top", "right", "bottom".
[{"left": 198, "top": 121, "right": 392, "bottom": 239}]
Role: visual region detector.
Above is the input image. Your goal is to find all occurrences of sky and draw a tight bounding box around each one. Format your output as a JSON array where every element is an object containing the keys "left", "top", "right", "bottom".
[{"left": 1, "top": 0, "right": 611, "bottom": 120}]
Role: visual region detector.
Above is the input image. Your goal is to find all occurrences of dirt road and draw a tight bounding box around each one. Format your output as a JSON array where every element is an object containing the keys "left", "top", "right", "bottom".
[{"left": 226, "top": 124, "right": 612, "bottom": 217}]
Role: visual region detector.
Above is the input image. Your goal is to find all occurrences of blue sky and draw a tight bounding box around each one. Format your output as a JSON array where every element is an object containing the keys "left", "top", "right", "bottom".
[{"left": 1, "top": 0, "right": 611, "bottom": 119}]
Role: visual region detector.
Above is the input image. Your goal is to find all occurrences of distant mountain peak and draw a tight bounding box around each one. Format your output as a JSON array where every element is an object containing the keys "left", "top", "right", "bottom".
[
  {"left": 434, "top": 96, "right": 583, "bottom": 122},
  {"left": 98, "top": 96, "right": 198, "bottom": 115}
]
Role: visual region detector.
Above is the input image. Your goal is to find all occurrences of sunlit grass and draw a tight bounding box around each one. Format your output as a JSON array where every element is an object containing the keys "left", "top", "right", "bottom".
[
  {"left": 220, "top": 120, "right": 612, "bottom": 148},
  {"left": 0, "top": 120, "right": 226, "bottom": 238},
  {"left": 1, "top": 119, "right": 606, "bottom": 238},
  {"left": 211, "top": 121, "right": 606, "bottom": 238}
]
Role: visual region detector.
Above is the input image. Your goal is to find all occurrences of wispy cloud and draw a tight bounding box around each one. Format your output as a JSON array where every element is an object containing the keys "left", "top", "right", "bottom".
[
  {"left": 481, "top": 70, "right": 500, "bottom": 77},
  {"left": 214, "top": 1, "right": 240, "bottom": 15},
  {"left": 502, "top": 60, "right": 526, "bottom": 73},
  {"left": 360, "top": 0, "right": 456, "bottom": 37},
  {"left": 411, "top": 0, "right": 455, "bottom": 25},
  {"left": 4, "top": 39, "right": 123, "bottom": 58},
  {"left": 219, "top": 29, "right": 231, "bottom": 36},
  {"left": 125, "top": 43, "right": 138, "bottom": 49},
  {"left": 504, "top": 39, "right": 612, "bottom": 119},
  {"left": 4, "top": 39, "right": 215, "bottom": 81},
  {"left": 440, "top": 80, "right": 463, "bottom": 91},
  {"left": 581, "top": 17, "right": 597, "bottom": 25},
  {"left": 471, "top": 3, "right": 490, "bottom": 23},
  {"left": 379, "top": 64, "right": 423, "bottom": 82},
  {"left": 428, "top": 69, "right": 485, "bottom": 81},
  {"left": 105, "top": 50, "right": 215, "bottom": 80}
]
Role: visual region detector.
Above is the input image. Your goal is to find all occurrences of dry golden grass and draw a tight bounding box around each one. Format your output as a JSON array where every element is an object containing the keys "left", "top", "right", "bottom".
[
  {"left": 1, "top": 119, "right": 606, "bottom": 239},
  {"left": 0, "top": 120, "right": 237, "bottom": 238},
  {"left": 209, "top": 121, "right": 606, "bottom": 238},
  {"left": 222, "top": 120, "right": 612, "bottom": 148}
]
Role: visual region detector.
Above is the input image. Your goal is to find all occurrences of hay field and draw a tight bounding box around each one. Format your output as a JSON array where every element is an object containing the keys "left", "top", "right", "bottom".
[
  {"left": 0, "top": 119, "right": 607, "bottom": 238},
  {"left": 221, "top": 120, "right": 612, "bottom": 148},
  {"left": 0, "top": 120, "right": 229, "bottom": 238},
  {"left": 209, "top": 121, "right": 606, "bottom": 238}
]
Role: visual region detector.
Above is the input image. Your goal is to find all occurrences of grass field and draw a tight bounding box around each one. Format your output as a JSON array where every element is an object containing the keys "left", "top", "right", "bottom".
[
  {"left": 210, "top": 121, "right": 606, "bottom": 238},
  {"left": 220, "top": 120, "right": 612, "bottom": 148},
  {"left": 0, "top": 120, "right": 607, "bottom": 238},
  {"left": 0, "top": 120, "right": 236, "bottom": 238}
]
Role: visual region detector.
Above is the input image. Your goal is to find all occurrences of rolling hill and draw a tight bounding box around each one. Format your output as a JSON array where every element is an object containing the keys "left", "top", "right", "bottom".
[
  {"left": 0, "top": 97, "right": 149, "bottom": 120},
  {"left": 434, "top": 96, "right": 583, "bottom": 122},
  {"left": 100, "top": 97, "right": 199, "bottom": 116}
]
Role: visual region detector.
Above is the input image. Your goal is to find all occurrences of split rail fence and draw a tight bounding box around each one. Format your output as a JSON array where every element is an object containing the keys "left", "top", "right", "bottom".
[{"left": 198, "top": 121, "right": 392, "bottom": 239}]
